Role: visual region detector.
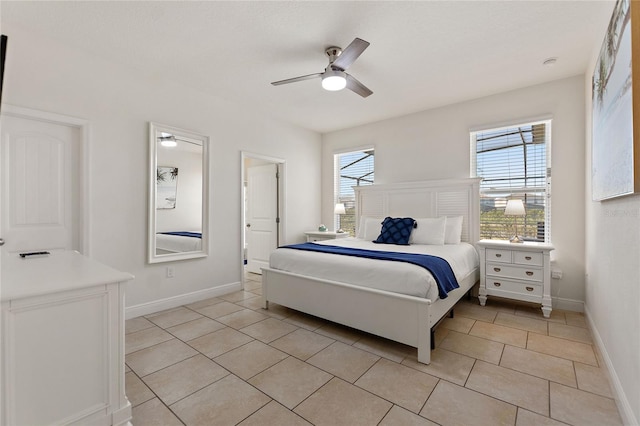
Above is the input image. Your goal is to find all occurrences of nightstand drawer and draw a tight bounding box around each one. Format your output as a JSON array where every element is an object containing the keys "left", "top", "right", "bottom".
[
  {"left": 486, "top": 263, "right": 543, "bottom": 282},
  {"left": 486, "top": 249, "right": 512, "bottom": 263},
  {"left": 513, "top": 251, "right": 543, "bottom": 266},
  {"left": 486, "top": 278, "right": 543, "bottom": 297}
]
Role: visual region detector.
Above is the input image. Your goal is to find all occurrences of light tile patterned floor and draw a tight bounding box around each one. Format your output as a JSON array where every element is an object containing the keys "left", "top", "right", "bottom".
[{"left": 125, "top": 272, "right": 624, "bottom": 426}]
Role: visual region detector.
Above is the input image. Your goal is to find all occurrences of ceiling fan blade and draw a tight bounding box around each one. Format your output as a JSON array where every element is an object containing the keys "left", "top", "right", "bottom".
[
  {"left": 346, "top": 74, "right": 373, "bottom": 98},
  {"left": 271, "top": 73, "right": 322, "bottom": 86},
  {"left": 331, "top": 38, "right": 370, "bottom": 71}
]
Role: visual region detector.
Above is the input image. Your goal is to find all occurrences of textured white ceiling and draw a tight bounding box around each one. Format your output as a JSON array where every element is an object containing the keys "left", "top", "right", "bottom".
[{"left": 1, "top": 1, "right": 614, "bottom": 133}]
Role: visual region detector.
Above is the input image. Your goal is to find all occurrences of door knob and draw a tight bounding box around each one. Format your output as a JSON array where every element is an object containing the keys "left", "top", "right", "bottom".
[{"left": 0, "top": 238, "right": 4, "bottom": 246}]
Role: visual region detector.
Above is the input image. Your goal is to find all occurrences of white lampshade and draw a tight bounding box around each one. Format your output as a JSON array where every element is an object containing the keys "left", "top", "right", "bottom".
[
  {"left": 504, "top": 199, "right": 525, "bottom": 216},
  {"left": 334, "top": 203, "right": 346, "bottom": 215},
  {"left": 322, "top": 70, "right": 347, "bottom": 91}
]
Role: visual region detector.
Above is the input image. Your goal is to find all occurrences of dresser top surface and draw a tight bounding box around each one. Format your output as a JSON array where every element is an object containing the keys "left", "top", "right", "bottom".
[
  {"left": 477, "top": 239, "right": 554, "bottom": 251},
  {"left": 2, "top": 250, "right": 134, "bottom": 301}
]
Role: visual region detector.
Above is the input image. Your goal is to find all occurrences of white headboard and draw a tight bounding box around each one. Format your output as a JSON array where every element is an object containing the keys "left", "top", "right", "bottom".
[{"left": 354, "top": 178, "right": 481, "bottom": 243}]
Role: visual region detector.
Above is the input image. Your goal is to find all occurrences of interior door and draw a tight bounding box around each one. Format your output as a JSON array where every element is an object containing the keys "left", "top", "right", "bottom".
[
  {"left": 0, "top": 113, "right": 80, "bottom": 253},
  {"left": 246, "top": 163, "right": 278, "bottom": 274}
]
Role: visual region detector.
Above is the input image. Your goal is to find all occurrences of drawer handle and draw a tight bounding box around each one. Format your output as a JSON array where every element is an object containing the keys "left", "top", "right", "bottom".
[
  {"left": 493, "top": 282, "right": 501, "bottom": 287},
  {"left": 526, "top": 271, "right": 534, "bottom": 276},
  {"left": 525, "top": 256, "right": 532, "bottom": 260},
  {"left": 495, "top": 253, "right": 502, "bottom": 258},
  {"left": 526, "top": 286, "right": 534, "bottom": 292},
  {"left": 494, "top": 267, "right": 501, "bottom": 272}
]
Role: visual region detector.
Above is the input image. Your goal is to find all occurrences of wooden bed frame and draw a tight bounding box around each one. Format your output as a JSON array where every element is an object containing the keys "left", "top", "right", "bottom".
[{"left": 261, "top": 178, "right": 481, "bottom": 364}]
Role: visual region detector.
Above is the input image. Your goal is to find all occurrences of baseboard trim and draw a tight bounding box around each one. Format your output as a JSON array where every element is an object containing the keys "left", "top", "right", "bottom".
[
  {"left": 125, "top": 282, "right": 242, "bottom": 319},
  {"left": 111, "top": 401, "right": 132, "bottom": 426},
  {"left": 552, "top": 296, "right": 584, "bottom": 312},
  {"left": 584, "top": 304, "right": 638, "bottom": 426}
]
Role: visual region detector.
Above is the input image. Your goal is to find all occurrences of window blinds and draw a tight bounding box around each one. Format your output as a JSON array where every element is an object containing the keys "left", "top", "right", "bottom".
[
  {"left": 334, "top": 149, "right": 375, "bottom": 235},
  {"left": 471, "top": 120, "right": 551, "bottom": 242}
]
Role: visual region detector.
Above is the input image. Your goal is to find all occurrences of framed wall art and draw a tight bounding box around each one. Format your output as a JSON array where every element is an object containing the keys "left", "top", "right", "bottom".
[
  {"left": 156, "top": 166, "right": 179, "bottom": 209},
  {"left": 592, "top": 0, "right": 640, "bottom": 200}
]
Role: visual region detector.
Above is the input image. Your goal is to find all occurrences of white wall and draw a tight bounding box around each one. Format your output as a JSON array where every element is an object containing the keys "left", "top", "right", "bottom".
[
  {"left": 1, "top": 26, "right": 322, "bottom": 309},
  {"left": 584, "top": 8, "right": 640, "bottom": 424},
  {"left": 322, "top": 75, "right": 587, "bottom": 309}
]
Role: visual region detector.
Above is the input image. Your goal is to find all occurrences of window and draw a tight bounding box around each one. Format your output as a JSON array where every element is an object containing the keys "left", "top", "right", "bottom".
[
  {"left": 334, "top": 148, "right": 374, "bottom": 235},
  {"left": 471, "top": 120, "right": 551, "bottom": 242}
]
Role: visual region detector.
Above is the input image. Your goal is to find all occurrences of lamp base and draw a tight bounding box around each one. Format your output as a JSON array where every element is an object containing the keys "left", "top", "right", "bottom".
[{"left": 509, "top": 235, "right": 524, "bottom": 243}]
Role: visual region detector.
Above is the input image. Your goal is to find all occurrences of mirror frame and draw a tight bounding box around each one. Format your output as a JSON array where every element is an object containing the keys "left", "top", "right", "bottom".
[{"left": 148, "top": 122, "right": 209, "bottom": 263}]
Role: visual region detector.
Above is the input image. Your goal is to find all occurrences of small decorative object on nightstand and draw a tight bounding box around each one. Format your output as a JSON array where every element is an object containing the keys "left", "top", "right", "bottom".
[
  {"left": 305, "top": 231, "right": 350, "bottom": 242},
  {"left": 318, "top": 224, "right": 327, "bottom": 232},
  {"left": 477, "top": 239, "right": 554, "bottom": 318}
]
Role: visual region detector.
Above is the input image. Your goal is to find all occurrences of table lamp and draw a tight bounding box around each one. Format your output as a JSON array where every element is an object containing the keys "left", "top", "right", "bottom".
[
  {"left": 334, "top": 203, "right": 346, "bottom": 233},
  {"left": 504, "top": 199, "right": 525, "bottom": 243}
]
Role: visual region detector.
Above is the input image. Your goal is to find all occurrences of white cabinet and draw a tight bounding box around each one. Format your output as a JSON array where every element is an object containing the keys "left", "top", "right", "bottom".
[
  {"left": 1, "top": 250, "right": 134, "bottom": 425},
  {"left": 304, "top": 231, "right": 350, "bottom": 242},
  {"left": 477, "top": 240, "right": 554, "bottom": 318}
]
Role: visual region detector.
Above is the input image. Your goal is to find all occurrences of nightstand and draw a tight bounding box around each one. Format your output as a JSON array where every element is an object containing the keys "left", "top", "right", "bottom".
[
  {"left": 477, "top": 239, "right": 554, "bottom": 318},
  {"left": 304, "top": 231, "right": 350, "bottom": 242}
]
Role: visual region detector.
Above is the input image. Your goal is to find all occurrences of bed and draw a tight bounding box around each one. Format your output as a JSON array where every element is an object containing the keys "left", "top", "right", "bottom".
[
  {"left": 156, "top": 231, "right": 202, "bottom": 253},
  {"left": 261, "top": 178, "right": 481, "bottom": 364}
]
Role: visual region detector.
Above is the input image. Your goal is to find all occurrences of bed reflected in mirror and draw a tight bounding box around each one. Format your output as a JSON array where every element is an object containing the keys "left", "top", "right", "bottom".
[{"left": 148, "top": 122, "right": 209, "bottom": 263}]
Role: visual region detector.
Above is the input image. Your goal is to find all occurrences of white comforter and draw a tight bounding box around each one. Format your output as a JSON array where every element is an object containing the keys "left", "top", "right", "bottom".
[
  {"left": 269, "top": 238, "right": 478, "bottom": 301},
  {"left": 156, "top": 233, "right": 202, "bottom": 253}
]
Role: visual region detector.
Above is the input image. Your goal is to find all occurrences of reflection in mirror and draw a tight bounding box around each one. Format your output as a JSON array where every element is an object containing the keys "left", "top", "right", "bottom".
[{"left": 148, "top": 122, "right": 209, "bottom": 263}]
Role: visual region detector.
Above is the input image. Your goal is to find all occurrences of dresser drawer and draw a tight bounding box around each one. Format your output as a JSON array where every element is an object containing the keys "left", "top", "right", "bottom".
[
  {"left": 486, "top": 248, "right": 512, "bottom": 263},
  {"left": 486, "top": 263, "right": 543, "bottom": 282},
  {"left": 486, "top": 278, "right": 543, "bottom": 297},
  {"left": 513, "top": 251, "right": 543, "bottom": 266}
]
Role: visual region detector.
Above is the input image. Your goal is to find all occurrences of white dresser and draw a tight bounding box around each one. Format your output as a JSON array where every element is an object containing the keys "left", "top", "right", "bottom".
[
  {"left": 1, "top": 250, "right": 134, "bottom": 426},
  {"left": 477, "top": 240, "right": 554, "bottom": 318},
  {"left": 304, "top": 231, "right": 350, "bottom": 242}
]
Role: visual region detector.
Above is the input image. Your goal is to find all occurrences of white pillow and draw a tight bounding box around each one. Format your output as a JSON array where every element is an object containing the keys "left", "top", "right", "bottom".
[
  {"left": 410, "top": 217, "right": 446, "bottom": 245},
  {"left": 444, "top": 215, "right": 464, "bottom": 244},
  {"left": 357, "top": 216, "right": 384, "bottom": 241}
]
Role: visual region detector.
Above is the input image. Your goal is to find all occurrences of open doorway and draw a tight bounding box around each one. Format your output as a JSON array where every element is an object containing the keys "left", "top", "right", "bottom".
[{"left": 241, "top": 152, "right": 285, "bottom": 289}]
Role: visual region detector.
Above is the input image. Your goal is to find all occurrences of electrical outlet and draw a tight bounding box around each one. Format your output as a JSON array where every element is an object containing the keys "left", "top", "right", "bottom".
[
  {"left": 166, "top": 266, "right": 174, "bottom": 278},
  {"left": 551, "top": 270, "right": 562, "bottom": 279}
]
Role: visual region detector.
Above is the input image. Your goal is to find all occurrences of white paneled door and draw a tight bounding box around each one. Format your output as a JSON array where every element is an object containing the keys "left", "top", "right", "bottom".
[
  {"left": 246, "top": 163, "right": 278, "bottom": 274},
  {"left": 1, "top": 111, "right": 81, "bottom": 253}
]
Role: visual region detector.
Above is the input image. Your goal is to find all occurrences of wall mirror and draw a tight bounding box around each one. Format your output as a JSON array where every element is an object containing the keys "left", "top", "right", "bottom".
[{"left": 148, "top": 122, "right": 209, "bottom": 263}]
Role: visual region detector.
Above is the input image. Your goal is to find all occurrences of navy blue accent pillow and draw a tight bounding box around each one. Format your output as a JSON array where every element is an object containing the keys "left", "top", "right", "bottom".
[{"left": 373, "top": 217, "right": 416, "bottom": 245}]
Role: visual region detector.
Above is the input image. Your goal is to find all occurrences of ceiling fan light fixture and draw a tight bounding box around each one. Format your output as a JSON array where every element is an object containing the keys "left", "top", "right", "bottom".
[
  {"left": 322, "top": 70, "right": 347, "bottom": 91},
  {"left": 159, "top": 134, "right": 177, "bottom": 147},
  {"left": 271, "top": 37, "right": 372, "bottom": 97}
]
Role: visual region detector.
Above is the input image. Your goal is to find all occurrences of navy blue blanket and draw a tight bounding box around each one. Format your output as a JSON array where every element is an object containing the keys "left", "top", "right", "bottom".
[
  {"left": 158, "top": 232, "right": 202, "bottom": 239},
  {"left": 281, "top": 243, "right": 459, "bottom": 299}
]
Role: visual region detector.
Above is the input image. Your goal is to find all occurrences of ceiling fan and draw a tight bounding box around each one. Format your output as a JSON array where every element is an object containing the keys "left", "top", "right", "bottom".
[{"left": 271, "top": 37, "right": 373, "bottom": 98}]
